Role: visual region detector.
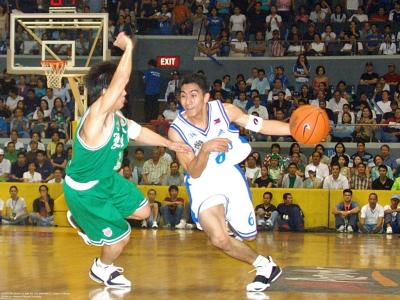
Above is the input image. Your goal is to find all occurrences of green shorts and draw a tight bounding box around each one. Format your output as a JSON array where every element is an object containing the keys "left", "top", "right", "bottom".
[{"left": 64, "top": 172, "right": 147, "bottom": 246}]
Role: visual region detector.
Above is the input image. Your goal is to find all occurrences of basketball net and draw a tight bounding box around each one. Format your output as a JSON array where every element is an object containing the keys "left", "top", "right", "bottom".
[{"left": 41, "top": 60, "right": 67, "bottom": 89}]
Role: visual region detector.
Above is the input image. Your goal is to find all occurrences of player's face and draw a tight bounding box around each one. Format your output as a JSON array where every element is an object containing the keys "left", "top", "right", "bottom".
[{"left": 180, "top": 83, "right": 209, "bottom": 118}]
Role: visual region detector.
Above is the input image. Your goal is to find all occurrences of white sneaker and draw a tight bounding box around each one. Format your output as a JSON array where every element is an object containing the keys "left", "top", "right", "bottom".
[
  {"left": 337, "top": 225, "right": 345, "bottom": 233},
  {"left": 89, "top": 259, "right": 131, "bottom": 288},
  {"left": 246, "top": 256, "right": 282, "bottom": 292},
  {"left": 347, "top": 226, "right": 353, "bottom": 233},
  {"left": 175, "top": 219, "right": 186, "bottom": 229},
  {"left": 185, "top": 223, "right": 195, "bottom": 229},
  {"left": 141, "top": 220, "right": 147, "bottom": 228},
  {"left": 67, "top": 211, "right": 92, "bottom": 245},
  {"left": 386, "top": 227, "right": 393, "bottom": 234},
  {"left": 152, "top": 222, "right": 158, "bottom": 229}
]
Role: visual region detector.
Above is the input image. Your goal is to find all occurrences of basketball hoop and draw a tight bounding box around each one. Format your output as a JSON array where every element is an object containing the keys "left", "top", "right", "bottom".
[{"left": 41, "top": 60, "right": 67, "bottom": 89}]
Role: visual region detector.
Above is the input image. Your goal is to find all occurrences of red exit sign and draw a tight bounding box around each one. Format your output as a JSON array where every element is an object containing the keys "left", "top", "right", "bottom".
[
  {"left": 157, "top": 56, "right": 180, "bottom": 68},
  {"left": 50, "top": 0, "right": 77, "bottom": 6}
]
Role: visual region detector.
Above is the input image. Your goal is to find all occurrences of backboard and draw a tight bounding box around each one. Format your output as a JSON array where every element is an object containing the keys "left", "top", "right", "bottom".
[{"left": 7, "top": 12, "right": 109, "bottom": 77}]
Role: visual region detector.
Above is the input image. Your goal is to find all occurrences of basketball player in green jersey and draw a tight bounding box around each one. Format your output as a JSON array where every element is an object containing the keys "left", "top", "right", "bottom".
[{"left": 64, "top": 33, "right": 190, "bottom": 288}]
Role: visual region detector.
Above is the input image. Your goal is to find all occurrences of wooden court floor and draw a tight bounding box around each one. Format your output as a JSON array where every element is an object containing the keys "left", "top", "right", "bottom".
[{"left": 0, "top": 226, "right": 399, "bottom": 300}]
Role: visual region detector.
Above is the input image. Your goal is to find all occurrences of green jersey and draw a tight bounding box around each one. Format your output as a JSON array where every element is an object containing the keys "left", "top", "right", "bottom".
[{"left": 66, "top": 110, "right": 129, "bottom": 182}]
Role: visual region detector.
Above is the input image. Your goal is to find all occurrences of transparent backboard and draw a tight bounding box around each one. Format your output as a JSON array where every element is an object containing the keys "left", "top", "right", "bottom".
[{"left": 7, "top": 13, "right": 109, "bottom": 76}]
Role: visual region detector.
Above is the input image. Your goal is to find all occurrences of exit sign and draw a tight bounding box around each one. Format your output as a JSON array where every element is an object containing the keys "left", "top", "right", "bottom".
[{"left": 157, "top": 56, "right": 180, "bottom": 68}]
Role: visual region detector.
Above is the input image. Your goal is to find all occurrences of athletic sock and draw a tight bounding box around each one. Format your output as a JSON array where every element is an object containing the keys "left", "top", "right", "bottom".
[
  {"left": 96, "top": 258, "right": 111, "bottom": 268},
  {"left": 252, "top": 255, "right": 269, "bottom": 268}
]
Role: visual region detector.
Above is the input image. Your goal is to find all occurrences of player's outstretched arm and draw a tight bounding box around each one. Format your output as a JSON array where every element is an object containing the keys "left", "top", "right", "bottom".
[
  {"left": 128, "top": 119, "right": 191, "bottom": 153},
  {"left": 223, "top": 103, "right": 291, "bottom": 136}
]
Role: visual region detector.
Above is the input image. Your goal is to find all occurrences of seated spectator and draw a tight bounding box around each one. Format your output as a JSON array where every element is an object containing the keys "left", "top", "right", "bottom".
[
  {"left": 379, "top": 144, "right": 398, "bottom": 176},
  {"left": 4, "top": 141, "right": 17, "bottom": 164},
  {"left": 142, "top": 147, "right": 169, "bottom": 185},
  {"left": 163, "top": 161, "right": 184, "bottom": 186},
  {"left": 359, "top": 193, "right": 384, "bottom": 233},
  {"left": 245, "top": 154, "right": 261, "bottom": 185},
  {"left": 281, "top": 163, "right": 303, "bottom": 188},
  {"left": 24, "top": 89, "right": 40, "bottom": 116},
  {"left": 267, "top": 154, "right": 283, "bottom": 187},
  {"left": 48, "top": 167, "right": 63, "bottom": 184},
  {"left": 142, "top": 189, "right": 161, "bottom": 229},
  {"left": 350, "top": 142, "right": 374, "bottom": 168},
  {"left": 30, "top": 110, "right": 48, "bottom": 138},
  {"left": 229, "top": 31, "right": 248, "bottom": 57},
  {"left": 329, "top": 142, "right": 350, "bottom": 166},
  {"left": 327, "top": 90, "right": 348, "bottom": 119},
  {"left": 321, "top": 24, "right": 336, "bottom": 44},
  {"left": 277, "top": 193, "right": 304, "bottom": 232},
  {"left": 27, "top": 132, "right": 45, "bottom": 152},
  {"left": 233, "top": 91, "right": 248, "bottom": 111},
  {"left": 376, "top": 90, "right": 392, "bottom": 116},
  {"left": 268, "top": 79, "right": 291, "bottom": 102},
  {"left": 6, "top": 88, "right": 23, "bottom": 112},
  {"left": 198, "top": 32, "right": 219, "bottom": 57},
  {"left": 35, "top": 151, "right": 54, "bottom": 182},
  {"left": 23, "top": 162, "right": 42, "bottom": 183},
  {"left": 9, "top": 152, "right": 27, "bottom": 182},
  {"left": 332, "top": 189, "right": 360, "bottom": 233},
  {"left": 383, "top": 194, "right": 400, "bottom": 234},
  {"left": 353, "top": 106, "right": 376, "bottom": 142},
  {"left": 2, "top": 186, "right": 28, "bottom": 225},
  {"left": 295, "top": 5, "right": 309, "bottom": 23},
  {"left": 162, "top": 101, "right": 179, "bottom": 123},
  {"left": 379, "top": 35, "right": 396, "bottom": 55},
  {"left": 337, "top": 104, "right": 356, "bottom": 124},
  {"left": 377, "top": 107, "right": 400, "bottom": 142},
  {"left": 216, "top": 29, "right": 230, "bottom": 57},
  {"left": 265, "top": 6, "right": 282, "bottom": 41},
  {"left": 370, "top": 6, "right": 387, "bottom": 22},
  {"left": 372, "top": 165, "right": 394, "bottom": 190},
  {"left": 383, "top": 64, "right": 400, "bottom": 88},
  {"left": 268, "top": 29, "right": 285, "bottom": 57},
  {"left": 51, "top": 98, "right": 71, "bottom": 122},
  {"left": 305, "top": 151, "right": 329, "bottom": 180},
  {"left": 29, "top": 185, "right": 54, "bottom": 227},
  {"left": 253, "top": 165, "right": 273, "bottom": 188},
  {"left": 50, "top": 142, "right": 66, "bottom": 171},
  {"left": 350, "top": 163, "right": 371, "bottom": 190},
  {"left": 160, "top": 185, "right": 184, "bottom": 229},
  {"left": 0, "top": 148, "right": 10, "bottom": 182},
  {"left": 349, "top": 6, "right": 368, "bottom": 23},
  {"left": 371, "top": 155, "right": 394, "bottom": 181},
  {"left": 248, "top": 31, "right": 266, "bottom": 57},
  {"left": 323, "top": 163, "right": 349, "bottom": 190},
  {"left": 248, "top": 95, "right": 269, "bottom": 119},
  {"left": 293, "top": 54, "right": 310, "bottom": 92},
  {"left": 309, "top": 3, "right": 326, "bottom": 23},
  {"left": 331, "top": 112, "right": 354, "bottom": 142},
  {"left": 251, "top": 69, "right": 270, "bottom": 95},
  {"left": 286, "top": 34, "right": 304, "bottom": 57},
  {"left": 366, "top": 24, "right": 383, "bottom": 55},
  {"left": 255, "top": 192, "right": 278, "bottom": 231},
  {"left": 340, "top": 34, "right": 364, "bottom": 55},
  {"left": 331, "top": 4, "right": 347, "bottom": 23},
  {"left": 10, "top": 108, "right": 29, "bottom": 138}
]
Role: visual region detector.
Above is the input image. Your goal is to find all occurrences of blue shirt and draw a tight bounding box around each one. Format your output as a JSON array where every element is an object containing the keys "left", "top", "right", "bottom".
[
  {"left": 367, "top": 33, "right": 383, "bottom": 47},
  {"left": 217, "top": 0, "right": 230, "bottom": 14},
  {"left": 36, "top": 160, "right": 54, "bottom": 180},
  {"left": 143, "top": 68, "right": 161, "bottom": 95},
  {"left": 207, "top": 16, "right": 224, "bottom": 37},
  {"left": 336, "top": 201, "right": 359, "bottom": 211}
]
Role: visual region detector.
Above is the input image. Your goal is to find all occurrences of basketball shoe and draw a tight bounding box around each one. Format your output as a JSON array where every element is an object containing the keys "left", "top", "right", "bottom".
[
  {"left": 66, "top": 210, "right": 92, "bottom": 245},
  {"left": 246, "top": 256, "right": 282, "bottom": 292},
  {"left": 89, "top": 258, "right": 131, "bottom": 288}
]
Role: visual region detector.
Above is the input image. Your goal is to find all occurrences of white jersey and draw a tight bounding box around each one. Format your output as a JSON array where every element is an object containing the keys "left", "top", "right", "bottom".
[{"left": 170, "top": 100, "right": 251, "bottom": 171}]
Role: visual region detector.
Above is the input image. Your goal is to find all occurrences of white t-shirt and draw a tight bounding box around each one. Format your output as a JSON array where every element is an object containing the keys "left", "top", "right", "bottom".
[
  {"left": 6, "top": 95, "right": 23, "bottom": 112},
  {"left": 361, "top": 204, "right": 384, "bottom": 225},
  {"left": 322, "top": 174, "right": 349, "bottom": 189},
  {"left": 163, "top": 109, "right": 179, "bottom": 121},
  {"left": 0, "top": 158, "right": 11, "bottom": 176},
  {"left": 48, "top": 178, "right": 64, "bottom": 183},
  {"left": 310, "top": 42, "right": 325, "bottom": 53},
  {"left": 23, "top": 171, "right": 42, "bottom": 183},
  {"left": 230, "top": 39, "right": 247, "bottom": 56},
  {"left": 287, "top": 45, "right": 304, "bottom": 54},
  {"left": 321, "top": 32, "right": 336, "bottom": 42},
  {"left": 305, "top": 163, "right": 330, "bottom": 179},
  {"left": 376, "top": 101, "right": 392, "bottom": 114},
  {"left": 310, "top": 11, "right": 326, "bottom": 23},
  {"left": 6, "top": 197, "right": 26, "bottom": 217},
  {"left": 326, "top": 98, "right": 349, "bottom": 113},
  {"left": 379, "top": 43, "right": 397, "bottom": 55},
  {"left": 27, "top": 142, "right": 46, "bottom": 152},
  {"left": 230, "top": 14, "right": 246, "bottom": 32},
  {"left": 265, "top": 14, "right": 282, "bottom": 33},
  {"left": 347, "top": 0, "right": 359, "bottom": 10},
  {"left": 4, "top": 140, "right": 25, "bottom": 151},
  {"left": 383, "top": 204, "right": 400, "bottom": 220},
  {"left": 349, "top": 14, "right": 368, "bottom": 22},
  {"left": 341, "top": 42, "right": 363, "bottom": 52},
  {"left": 248, "top": 105, "right": 269, "bottom": 120},
  {"left": 245, "top": 166, "right": 261, "bottom": 181}
]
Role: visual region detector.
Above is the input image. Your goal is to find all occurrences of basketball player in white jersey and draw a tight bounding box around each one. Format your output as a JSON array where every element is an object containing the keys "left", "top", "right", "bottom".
[{"left": 169, "top": 73, "right": 291, "bottom": 292}]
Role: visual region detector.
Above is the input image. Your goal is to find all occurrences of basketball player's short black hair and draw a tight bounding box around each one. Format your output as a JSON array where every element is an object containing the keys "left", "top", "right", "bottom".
[
  {"left": 181, "top": 73, "right": 209, "bottom": 94},
  {"left": 85, "top": 61, "right": 118, "bottom": 106}
]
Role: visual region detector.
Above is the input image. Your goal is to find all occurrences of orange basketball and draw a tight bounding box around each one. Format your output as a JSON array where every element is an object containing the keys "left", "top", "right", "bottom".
[{"left": 289, "top": 105, "right": 330, "bottom": 144}]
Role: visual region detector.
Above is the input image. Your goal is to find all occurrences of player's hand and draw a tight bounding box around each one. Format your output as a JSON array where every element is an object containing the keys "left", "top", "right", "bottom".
[
  {"left": 113, "top": 32, "right": 133, "bottom": 51},
  {"left": 201, "top": 138, "right": 231, "bottom": 153},
  {"left": 167, "top": 141, "right": 192, "bottom": 153}
]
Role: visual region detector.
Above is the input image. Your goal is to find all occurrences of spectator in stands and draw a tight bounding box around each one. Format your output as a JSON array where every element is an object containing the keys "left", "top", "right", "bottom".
[
  {"left": 163, "top": 161, "right": 184, "bottom": 186},
  {"left": 383, "top": 64, "right": 400, "bottom": 88},
  {"left": 277, "top": 193, "right": 304, "bottom": 232},
  {"left": 0, "top": 147, "right": 10, "bottom": 182},
  {"left": 6, "top": 88, "right": 23, "bottom": 112},
  {"left": 389, "top": 2, "right": 400, "bottom": 21},
  {"left": 23, "top": 161, "right": 41, "bottom": 183},
  {"left": 312, "top": 66, "right": 329, "bottom": 96},
  {"left": 285, "top": 152, "right": 305, "bottom": 178},
  {"left": 384, "top": 194, "right": 400, "bottom": 234},
  {"left": 10, "top": 108, "right": 29, "bottom": 138},
  {"left": 329, "top": 142, "right": 350, "bottom": 166},
  {"left": 265, "top": 5, "right": 282, "bottom": 41},
  {"left": 2, "top": 186, "right": 28, "bottom": 225},
  {"left": 340, "top": 34, "right": 364, "bottom": 55},
  {"left": 162, "top": 100, "right": 179, "bottom": 123},
  {"left": 379, "top": 35, "right": 397, "bottom": 55},
  {"left": 32, "top": 99, "right": 51, "bottom": 120},
  {"left": 350, "top": 142, "right": 374, "bottom": 169},
  {"left": 29, "top": 185, "right": 54, "bottom": 227},
  {"left": 293, "top": 54, "right": 310, "bottom": 92},
  {"left": 305, "top": 151, "right": 329, "bottom": 180},
  {"left": 311, "top": 144, "right": 330, "bottom": 165},
  {"left": 24, "top": 89, "right": 40, "bottom": 115},
  {"left": 48, "top": 167, "right": 63, "bottom": 184},
  {"left": 353, "top": 106, "right": 376, "bottom": 142},
  {"left": 143, "top": 59, "right": 161, "bottom": 122},
  {"left": 351, "top": 163, "right": 372, "bottom": 190},
  {"left": 198, "top": 32, "right": 219, "bottom": 57},
  {"left": 255, "top": 191, "right": 278, "bottom": 231},
  {"left": 249, "top": 31, "right": 267, "bottom": 57},
  {"left": 295, "top": 5, "right": 309, "bottom": 23},
  {"left": 130, "top": 148, "right": 145, "bottom": 185},
  {"left": 229, "top": 6, "right": 246, "bottom": 36},
  {"left": 245, "top": 154, "right": 261, "bottom": 185},
  {"left": 371, "top": 154, "right": 394, "bottom": 181},
  {"left": 281, "top": 163, "right": 303, "bottom": 188},
  {"left": 160, "top": 185, "right": 184, "bottom": 229},
  {"left": 376, "top": 90, "right": 392, "bottom": 116},
  {"left": 323, "top": 163, "right": 349, "bottom": 190},
  {"left": 251, "top": 69, "right": 270, "bottom": 95},
  {"left": 121, "top": 165, "right": 135, "bottom": 183},
  {"left": 4, "top": 141, "right": 17, "bottom": 164},
  {"left": 337, "top": 104, "right": 356, "bottom": 124},
  {"left": 310, "top": 2, "right": 326, "bottom": 23},
  {"left": 332, "top": 189, "right": 360, "bottom": 233},
  {"left": 50, "top": 142, "right": 66, "bottom": 172},
  {"left": 207, "top": 7, "right": 224, "bottom": 39},
  {"left": 142, "top": 188, "right": 161, "bottom": 229},
  {"left": 359, "top": 193, "right": 384, "bottom": 234},
  {"left": 377, "top": 108, "right": 400, "bottom": 142},
  {"left": 359, "top": 62, "right": 379, "bottom": 94},
  {"left": 9, "top": 152, "right": 27, "bottom": 182},
  {"left": 327, "top": 90, "right": 348, "bottom": 120},
  {"left": 172, "top": 0, "right": 192, "bottom": 35},
  {"left": 247, "top": 2, "right": 267, "bottom": 40},
  {"left": 51, "top": 98, "right": 71, "bottom": 122},
  {"left": 150, "top": 4, "right": 172, "bottom": 35},
  {"left": 349, "top": 6, "right": 368, "bottom": 23},
  {"left": 331, "top": 112, "right": 354, "bottom": 142},
  {"left": 379, "top": 144, "right": 398, "bottom": 176},
  {"left": 191, "top": 5, "right": 207, "bottom": 37},
  {"left": 35, "top": 150, "right": 54, "bottom": 182},
  {"left": 371, "top": 6, "right": 387, "bottom": 22},
  {"left": 268, "top": 29, "right": 285, "bottom": 57},
  {"left": 303, "top": 166, "right": 322, "bottom": 189},
  {"left": 248, "top": 95, "right": 269, "bottom": 120},
  {"left": 267, "top": 154, "right": 283, "bottom": 187},
  {"left": 230, "top": 31, "right": 248, "bottom": 57},
  {"left": 365, "top": 24, "right": 383, "bottom": 55},
  {"left": 372, "top": 165, "right": 394, "bottom": 190},
  {"left": 286, "top": 34, "right": 304, "bottom": 57},
  {"left": 164, "top": 71, "right": 181, "bottom": 101},
  {"left": 331, "top": 4, "right": 346, "bottom": 23},
  {"left": 233, "top": 91, "right": 248, "bottom": 111},
  {"left": 142, "top": 147, "right": 169, "bottom": 185},
  {"left": 216, "top": 0, "right": 231, "bottom": 22},
  {"left": 253, "top": 165, "right": 273, "bottom": 188}
]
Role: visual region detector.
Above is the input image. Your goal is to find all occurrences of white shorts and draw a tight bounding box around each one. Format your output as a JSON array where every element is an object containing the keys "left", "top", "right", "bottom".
[{"left": 185, "top": 165, "right": 257, "bottom": 239}]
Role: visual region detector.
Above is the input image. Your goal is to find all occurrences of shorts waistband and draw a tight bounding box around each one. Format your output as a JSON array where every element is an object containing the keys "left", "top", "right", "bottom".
[{"left": 65, "top": 175, "right": 99, "bottom": 191}]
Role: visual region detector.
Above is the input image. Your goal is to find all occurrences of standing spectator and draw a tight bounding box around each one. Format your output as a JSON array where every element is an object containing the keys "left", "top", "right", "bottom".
[
  {"left": 216, "top": 0, "right": 231, "bottom": 22},
  {"left": 191, "top": 5, "right": 207, "bottom": 37},
  {"left": 293, "top": 54, "right": 310, "bottom": 92},
  {"left": 29, "top": 185, "right": 54, "bottom": 227},
  {"left": 143, "top": 59, "right": 161, "bottom": 122},
  {"left": 383, "top": 194, "right": 400, "bottom": 234},
  {"left": 206, "top": 7, "right": 224, "bottom": 39},
  {"left": 372, "top": 165, "right": 394, "bottom": 190},
  {"left": 172, "top": 0, "right": 191, "bottom": 35},
  {"left": 163, "top": 161, "right": 184, "bottom": 186},
  {"left": 277, "top": 193, "right": 304, "bottom": 232},
  {"left": 150, "top": 4, "right": 172, "bottom": 35},
  {"left": 332, "top": 189, "right": 360, "bottom": 233},
  {"left": 35, "top": 150, "right": 54, "bottom": 182},
  {"left": 255, "top": 192, "right": 279, "bottom": 231},
  {"left": 265, "top": 6, "right": 282, "bottom": 41},
  {"left": 160, "top": 185, "right": 184, "bottom": 229},
  {"left": 229, "top": 6, "right": 246, "bottom": 36},
  {"left": 142, "top": 189, "right": 161, "bottom": 229},
  {"left": 164, "top": 71, "right": 181, "bottom": 101},
  {"left": 281, "top": 163, "right": 303, "bottom": 188},
  {"left": 9, "top": 152, "right": 27, "bottom": 182},
  {"left": 247, "top": 2, "right": 267, "bottom": 41},
  {"left": 309, "top": 3, "right": 326, "bottom": 23},
  {"left": 305, "top": 151, "right": 329, "bottom": 180},
  {"left": 350, "top": 163, "right": 371, "bottom": 190},
  {"left": 359, "top": 193, "right": 384, "bottom": 233},
  {"left": 323, "top": 163, "right": 349, "bottom": 190},
  {"left": 2, "top": 186, "right": 28, "bottom": 225},
  {"left": 23, "top": 162, "right": 42, "bottom": 183},
  {"left": 0, "top": 148, "right": 10, "bottom": 182},
  {"left": 142, "top": 147, "right": 169, "bottom": 185},
  {"left": 359, "top": 62, "right": 379, "bottom": 96}
]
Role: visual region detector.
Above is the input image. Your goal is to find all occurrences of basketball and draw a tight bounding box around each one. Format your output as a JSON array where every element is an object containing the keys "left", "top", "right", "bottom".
[{"left": 289, "top": 105, "right": 330, "bottom": 144}]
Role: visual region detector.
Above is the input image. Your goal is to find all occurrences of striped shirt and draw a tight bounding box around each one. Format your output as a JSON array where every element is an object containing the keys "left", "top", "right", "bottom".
[{"left": 350, "top": 174, "right": 372, "bottom": 190}]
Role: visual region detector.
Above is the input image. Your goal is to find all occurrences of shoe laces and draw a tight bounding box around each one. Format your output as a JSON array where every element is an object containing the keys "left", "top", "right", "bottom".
[{"left": 104, "top": 264, "right": 124, "bottom": 274}]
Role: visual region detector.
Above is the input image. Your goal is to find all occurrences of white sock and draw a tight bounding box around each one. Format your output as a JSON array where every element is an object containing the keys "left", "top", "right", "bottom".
[
  {"left": 252, "top": 256, "right": 272, "bottom": 277},
  {"left": 97, "top": 258, "right": 111, "bottom": 268},
  {"left": 252, "top": 255, "right": 269, "bottom": 268}
]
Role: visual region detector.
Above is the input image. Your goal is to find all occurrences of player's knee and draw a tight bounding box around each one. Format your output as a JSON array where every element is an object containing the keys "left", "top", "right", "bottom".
[
  {"left": 209, "top": 233, "right": 230, "bottom": 250},
  {"left": 132, "top": 204, "right": 151, "bottom": 220}
]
